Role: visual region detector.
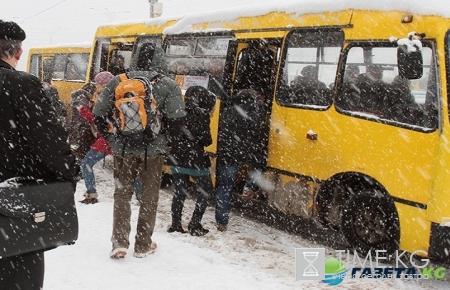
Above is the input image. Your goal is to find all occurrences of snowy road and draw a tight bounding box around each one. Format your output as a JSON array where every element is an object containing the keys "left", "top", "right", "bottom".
[{"left": 43, "top": 160, "right": 449, "bottom": 289}]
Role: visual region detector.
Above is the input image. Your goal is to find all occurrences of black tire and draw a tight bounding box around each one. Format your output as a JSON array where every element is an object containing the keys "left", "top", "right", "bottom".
[
  {"left": 316, "top": 184, "right": 348, "bottom": 231},
  {"left": 340, "top": 190, "right": 399, "bottom": 255}
]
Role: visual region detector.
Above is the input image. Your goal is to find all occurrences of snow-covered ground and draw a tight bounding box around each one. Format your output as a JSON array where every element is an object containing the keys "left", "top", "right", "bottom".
[{"left": 43, "top": 158, "right": 449, "bottom": 289}]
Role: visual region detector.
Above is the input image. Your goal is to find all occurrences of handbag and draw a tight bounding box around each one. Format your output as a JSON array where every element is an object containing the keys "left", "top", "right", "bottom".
[{"left": 0, "top": 178, "right": 78, "bottom": 259}]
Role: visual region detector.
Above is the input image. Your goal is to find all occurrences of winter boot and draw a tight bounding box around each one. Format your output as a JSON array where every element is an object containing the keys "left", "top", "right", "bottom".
[
  {"left": 79, "top": 192, "right": 99, "bottom": 204},
  {"left": 188, "top": 221, "right": 209, "bottom": 236},
  {"left": 167, "top": 221, "right": 187, "bottom": 234}
]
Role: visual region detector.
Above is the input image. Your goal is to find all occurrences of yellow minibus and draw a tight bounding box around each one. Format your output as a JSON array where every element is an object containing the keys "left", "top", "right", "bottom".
[
  {"left": 134, "top": 2, "right": 450, "bottom": 263},
  {"left": 27, "top": 43, "right": 91, "bottom": 105}
]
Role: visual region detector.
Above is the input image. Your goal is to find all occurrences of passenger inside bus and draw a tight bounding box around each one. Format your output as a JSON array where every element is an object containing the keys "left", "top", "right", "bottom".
[
  {"left": 206, "top": 59, "right": 226, "bottom": 99},
  {"left": 386, "top": 75, "right": 424, "bottom": 125},
  {"left": 290, "top": 65, "right": 331, "bottom": 106},
  {"left": 109, "top": 54, "right": 126, "bottom": 76},
  {"left": 336, "top": 64, "right": 360, "bottom": 111},
  {"left": 355, "top": 64, "right": 389, "bottom": 116},
  {"left": 170, "top": 60, "right": 190, "bottom": 75}
]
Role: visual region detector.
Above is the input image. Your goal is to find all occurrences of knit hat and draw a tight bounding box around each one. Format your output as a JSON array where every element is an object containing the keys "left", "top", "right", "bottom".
[
  {"left": 0, "top": 20, "right": 26, "bottom": 41},
  {"left": 70, "top": 89, "right": 93, "bottom": 108},
  {"left": 94, "top": 71, "right": 114, "bottom": 85}
]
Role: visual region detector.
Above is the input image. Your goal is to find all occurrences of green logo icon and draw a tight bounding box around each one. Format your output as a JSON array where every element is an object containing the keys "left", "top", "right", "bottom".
[{"left": 323, "top": 258, "right": 348, "bottom": 286}]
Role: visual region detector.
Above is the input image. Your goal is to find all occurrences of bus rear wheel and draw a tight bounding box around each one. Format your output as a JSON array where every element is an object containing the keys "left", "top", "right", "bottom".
[{"left": 340, "top": 190, "right": 399, "bottom": 255}]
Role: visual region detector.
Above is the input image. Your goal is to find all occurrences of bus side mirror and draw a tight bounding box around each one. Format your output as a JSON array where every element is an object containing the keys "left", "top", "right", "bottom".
[{"left": 397, "top": 44, "right": 423, "bottom": 79}]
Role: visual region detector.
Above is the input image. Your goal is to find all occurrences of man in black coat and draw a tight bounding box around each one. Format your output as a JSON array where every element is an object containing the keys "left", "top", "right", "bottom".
[
  {"left": 0, "top": 20, "right": 79, "bottom": 290},
  {"left": 215, "top": 88, "right": 267, "bottom": 231}
]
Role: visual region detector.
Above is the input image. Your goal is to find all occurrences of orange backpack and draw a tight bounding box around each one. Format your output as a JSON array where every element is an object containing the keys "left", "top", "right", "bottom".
[{"left": 111, "top": 73, "right": 162, "bottom": 146}]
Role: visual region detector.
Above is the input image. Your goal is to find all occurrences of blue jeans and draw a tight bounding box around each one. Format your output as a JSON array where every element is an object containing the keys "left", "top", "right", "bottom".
[
  {"left": 134, "top": 178, "right": 142, "bottom": 201},
  {"left": 171, "top": 173, "right": 214, "bottom": 225},
  {"left": 81, "top": 149, "right": 105, "bottom": 194},
  {"left": 215, "top": 164, "right": 239, "bottom": 226}
]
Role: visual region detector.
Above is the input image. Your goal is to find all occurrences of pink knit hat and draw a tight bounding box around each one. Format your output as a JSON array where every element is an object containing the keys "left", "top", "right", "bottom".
[{"left": 94, "top": 71, "right": 114, "bottom": 85}]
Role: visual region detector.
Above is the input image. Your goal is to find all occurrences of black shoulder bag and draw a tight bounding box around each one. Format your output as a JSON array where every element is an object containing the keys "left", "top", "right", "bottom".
[{"left": 0, "top": 178, "right": 78, "bottom": 259}]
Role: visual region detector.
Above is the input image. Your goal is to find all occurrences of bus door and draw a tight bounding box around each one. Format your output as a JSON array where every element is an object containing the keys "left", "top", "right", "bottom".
[
  {"left": 131, "top": 36, "right": 163, "bottom": 71},
  {"left": 267, "top": 29, "right": 344, "bottom": 218},
  {"left": 218, "top": 39, "right": 281, "bottom": 192},
  {"left": 28, "top": 54, "right": 53, "bottom": 82},
  {"left": 90, "top": 37, "right": 135, "bottom": 82}
]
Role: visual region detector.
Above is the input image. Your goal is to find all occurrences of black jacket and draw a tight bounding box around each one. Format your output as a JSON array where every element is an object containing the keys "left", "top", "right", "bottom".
[
  {"left": 217, "top": 90, "right": 266, "bottom": 166},
  {"left": 0, "top": 60, "right": 79, "bottom": 182},
  {"left": 167, "top": 86, "right": 215, "bottom": 170}
]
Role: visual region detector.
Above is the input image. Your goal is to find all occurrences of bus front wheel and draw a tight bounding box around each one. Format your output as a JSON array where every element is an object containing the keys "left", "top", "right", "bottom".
[{"left": 340, "top": 190, "right": 399, "bottom": 255}]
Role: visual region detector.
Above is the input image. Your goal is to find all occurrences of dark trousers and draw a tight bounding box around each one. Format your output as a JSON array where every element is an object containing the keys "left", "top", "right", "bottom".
[
  {"left": 0, "top": 251, "right": 45, "bottom": 290},
  {"left": 171, "top": 173, "right": 214, "bottom": 225}
]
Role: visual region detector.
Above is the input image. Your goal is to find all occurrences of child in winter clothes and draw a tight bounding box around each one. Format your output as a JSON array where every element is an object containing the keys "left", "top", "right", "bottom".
[
  {"left": 76, "top": 98, "right": 112, "bottom": 204},
  {"left": 68, "top": 84, "right": 112, "bottom": 204},
  {"left": 167, "top": 86, "right": 216, "bottom": 236}
]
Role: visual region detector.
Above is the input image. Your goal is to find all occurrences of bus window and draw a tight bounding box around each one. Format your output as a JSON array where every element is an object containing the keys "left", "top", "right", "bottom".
[
  {"left": 277, "top": 30, "right": 343, "bottom": 107},
  {"left": 338, "top": 43, "right": 437, "bottom": 129},
  {"left": 29, "top": 54, "right": 41, "bottom": 79},
  {"left": 52, "top": 54, "right": 67, "bottom": 80},
  {"left": 65, "top": 53, "right": 89, "bottom": 81},
  {"left": 42, "top": 58, "right": 53, "bottom": 83},
  {"left": 164, "top": 36, "right": 231, "bottom": 95}
]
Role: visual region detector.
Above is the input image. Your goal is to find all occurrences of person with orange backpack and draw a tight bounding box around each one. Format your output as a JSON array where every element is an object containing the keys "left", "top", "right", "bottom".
[{"left": 93, "top": 67, "right": 185, "bottom": 259}]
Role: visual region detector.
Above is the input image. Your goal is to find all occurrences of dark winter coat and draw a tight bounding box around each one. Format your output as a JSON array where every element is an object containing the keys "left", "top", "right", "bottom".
[
  {"left": 217, "top": 89, "right": 267, "bottom": 166},
  {"left": 0, "top": 59, "right": 79, "bottom": 182},
  {"left": 167, "top": 86, "right": 216, "bottom": 170}
]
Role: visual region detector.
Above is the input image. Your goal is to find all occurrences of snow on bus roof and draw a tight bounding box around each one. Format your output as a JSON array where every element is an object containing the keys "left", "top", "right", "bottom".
[
  {"left": 29, "top": 42, "right": 92, "bottom": 49},
  {"left": 163, "top": 0, "right": 450, "bottom": 34}
]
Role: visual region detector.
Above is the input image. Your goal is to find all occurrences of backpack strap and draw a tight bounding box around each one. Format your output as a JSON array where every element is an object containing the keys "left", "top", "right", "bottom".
[{"left": 118, "top": 73, "right": 128, "bottom": 82}]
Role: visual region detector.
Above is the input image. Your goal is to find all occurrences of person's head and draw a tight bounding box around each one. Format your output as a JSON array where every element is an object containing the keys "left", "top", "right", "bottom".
[
  {"left": 0, "top": 20, "right": 26, "bottom": 68},
  {"left": 345, "top": 64, "right": 360, "bottom": 80},
  {"left": 184, "top": 85, "right": 216, "bottom": 114},
  {"left": 71, "top": 88, "right": 93, "bottom": 109},
  {"left": 94, "top": 71, "right": 114, "bottom": 95},
  {"left": 301, "top": 65, "right": 318, "bottom": 79},
  {"left": 366, "top": 65, "right": 383, "bottom": 80},
  {"left": 171, "top": 61, "right": 189, "bottom": 75},
  {"left": 208, "top": 59, "right": 224, "bottom": 77}
]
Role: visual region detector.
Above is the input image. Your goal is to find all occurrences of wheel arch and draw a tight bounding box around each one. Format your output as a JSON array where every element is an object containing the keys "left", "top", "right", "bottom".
[{"left": 315, "top": 171, "right": 398, "bottom": 224}]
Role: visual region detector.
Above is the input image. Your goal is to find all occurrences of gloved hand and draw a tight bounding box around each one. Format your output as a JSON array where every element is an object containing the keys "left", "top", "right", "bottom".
[{"left": 67, "top": 165, "right": 82, "bottom": 192}]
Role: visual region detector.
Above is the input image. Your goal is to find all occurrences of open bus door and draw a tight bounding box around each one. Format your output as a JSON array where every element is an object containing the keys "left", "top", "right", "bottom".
[{"left": 216, "top": 39, "right": 280, "bottom": 194}]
